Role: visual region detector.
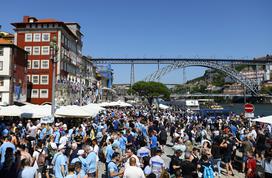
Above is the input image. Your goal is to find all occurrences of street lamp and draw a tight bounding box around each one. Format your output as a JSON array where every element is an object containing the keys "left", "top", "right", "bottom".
[{"left": 50, "top": 35, "right": 58, "bottom": 118}]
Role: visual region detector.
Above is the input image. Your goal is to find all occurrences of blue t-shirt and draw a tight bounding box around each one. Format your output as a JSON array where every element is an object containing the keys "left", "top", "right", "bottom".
[
  {"left": 108, "top": 161, "right": 119, "bottom": 178},
  {"left": 75, "top": 169, "right": 86, "bottom": 178},
  {"left": 119, "top": 136, "right": 127, "bottom": 150},
  {"left": 113, "top": 120, "right": 119, "bottom": 130},
  {"left": 113, "top": 139, "right": 120, "bottom": 149},
  {"left": 0, "top": 142, "right": 16, "bottom": 164},
  {"left": 150, "top": 135, "right": 157, "bottom": 148},
  {"left": 53, "top": 153, "right": 68, "bottom": 178},
  {"left": 105, "top": 145, "right": 114, "bottom": 163},
  {"left": 85, "top": 152, "right": 97, "bottom": 173},
  {"left": 54, "top": 131, "right": 61, "bottom": 143},
  {"left": 39, "top": 128, "right": 47, "bottom": 140}
]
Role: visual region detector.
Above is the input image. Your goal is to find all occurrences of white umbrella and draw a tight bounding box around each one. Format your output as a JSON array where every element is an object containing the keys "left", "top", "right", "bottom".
[
  {"left": 159, "top": 104, "right": 170, "bottom": 110},
  {"left": 80, "top": 104, "right": 105, "bottom": 117},
  {"left": 0, "top": 105, "right": 22, "bottom": 117},
  {"left": 116, "top": 100, "right": 132, "bottom": 107},
  {"left": 20, "top": 104, "right": 51, "bottom": 118},
  {"left": 55, "top": 105, "right": 91, "bottom": 118},
  {"left": 98, "top": 102, "right": 111, "bottom": 107},
  {"left": 253, "top": 115, "right": 272, "bottom": 124}
]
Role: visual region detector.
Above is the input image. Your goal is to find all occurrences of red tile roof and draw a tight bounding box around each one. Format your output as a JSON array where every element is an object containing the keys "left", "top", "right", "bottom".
[{"left": 37, "top": 18, "right": 59, "bottom": 23}]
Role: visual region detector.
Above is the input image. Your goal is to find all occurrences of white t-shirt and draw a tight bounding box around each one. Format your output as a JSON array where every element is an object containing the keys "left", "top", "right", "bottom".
[
  {"left": 93, "top": 145, "right": 99, "bottom": 155},
  {"left": 28, "top": 126, "right": 37, "bottom": 137},
  {"left": 149, "top": 155, "right": 165, "bottom": 177},
  {"left": 123, "top": 166, "right": 145, "bottom": 178}
]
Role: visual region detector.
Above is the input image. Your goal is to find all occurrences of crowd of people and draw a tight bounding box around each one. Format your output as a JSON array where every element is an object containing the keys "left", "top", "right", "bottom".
[{"left": 0, "top": 105, "right": 271, "bottom": 178}]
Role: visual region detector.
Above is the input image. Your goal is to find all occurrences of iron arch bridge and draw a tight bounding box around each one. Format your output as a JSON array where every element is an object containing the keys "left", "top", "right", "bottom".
[{"left": 144, "top": 61, "right": 260, "bottom": 95}]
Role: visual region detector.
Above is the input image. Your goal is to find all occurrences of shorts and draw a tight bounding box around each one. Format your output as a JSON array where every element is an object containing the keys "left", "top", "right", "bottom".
[
  {"left": 242, "top": 155, "right": 248, "bottom": 163},
  {"left": 223, "top": 156, "right": 231, "bottom": 163},
  {"left": 159, "top": 140, "right": 166, "bottom": 145}
]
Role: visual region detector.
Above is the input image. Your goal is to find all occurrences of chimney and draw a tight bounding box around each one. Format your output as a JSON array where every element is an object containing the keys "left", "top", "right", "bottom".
[{"left": 23, "top": 16, "right": 30, "bottom": 23}]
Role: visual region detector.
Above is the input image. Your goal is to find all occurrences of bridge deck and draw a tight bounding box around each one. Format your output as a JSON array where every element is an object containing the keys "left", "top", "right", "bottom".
[{"left": 92, "top": 58, "right": 271, "bottom": 65}]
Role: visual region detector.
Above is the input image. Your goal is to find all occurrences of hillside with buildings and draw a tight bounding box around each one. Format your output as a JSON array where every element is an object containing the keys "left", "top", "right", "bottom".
[{"left": 171, "top": 56, "right": 272, "bottom": 96}]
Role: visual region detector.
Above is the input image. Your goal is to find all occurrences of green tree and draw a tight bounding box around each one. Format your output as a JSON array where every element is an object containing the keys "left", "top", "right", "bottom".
[
  {"left": 260, "top": 86, "right": 272, "bottom": 95},
  {"left": 132, "top": 81, "right": 170, "bottom": 105}
]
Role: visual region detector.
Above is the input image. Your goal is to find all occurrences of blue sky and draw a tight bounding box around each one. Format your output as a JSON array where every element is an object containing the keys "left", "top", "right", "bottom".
[{"left": 1, "top": 0, "right": 272, "bottom": 84}]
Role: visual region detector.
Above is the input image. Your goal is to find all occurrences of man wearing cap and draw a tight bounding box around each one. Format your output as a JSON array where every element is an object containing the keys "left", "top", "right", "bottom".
[
  {"left": 71, "top": 149, "right": 88, "bottom": 174},
  {"left": 85, "top": 145, "right": 98, "bottom": 178},
  {"left": 52, "top": 144, "right": 68, "bottom": 178}
]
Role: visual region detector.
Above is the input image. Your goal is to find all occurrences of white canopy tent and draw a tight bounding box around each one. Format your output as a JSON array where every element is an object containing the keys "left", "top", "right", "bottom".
[
  {"left": 159, "top": 104, "right": 170, "bottom": 110},
  {"left": 80, "top": 103, "right": 105, "bottom": 118},
  {"left": 55, "top": 105, "right": 91, "bottom": 118},
  {"left": 99, "top": 100, "right": 132, "bottom": 107},
  {"left": 253, "top": 115, "right": 272, "bottom": 124},
  {"left": 0, "top": 105, "right": 22, "bottom": 117},
  {"left": 20, "top": 104, "right": 51, "bottom": 118}
]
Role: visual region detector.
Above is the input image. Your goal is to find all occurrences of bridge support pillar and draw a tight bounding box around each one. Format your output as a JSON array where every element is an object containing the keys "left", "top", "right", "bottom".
[{"left": 130, "top": 63, "right": 135, "bottom": 88}]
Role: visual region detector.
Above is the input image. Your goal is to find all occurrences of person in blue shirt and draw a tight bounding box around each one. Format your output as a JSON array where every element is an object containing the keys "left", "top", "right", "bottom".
[
  {"left": 0, "top": 136, "right": 16, "bottom": 168},
  {"left": 39, "top": 123, "right": 47, "bottom": 140},
  {"left": 52, "top": 144, "right": 68, "bottom": 178},
  {"left": 105, "top": 138, "right": 114, "bottom": 176},
  {"left": 54, "top": 127, "right": 61, "bottom": 144},
  {"left": 112, "top": 118, "right": 119, "bottom": 131},
  {"left": 118, "top": 132, "right": 127, "bottom": 156},
  {"left": 108, "top": 152, "right": 124, "bottom": 178},
  {"left": 85, "top": 145, "right": 97, "bottom": 177},
  {"left": 150, "top": 130, "right": 158, "bottom": 156}
]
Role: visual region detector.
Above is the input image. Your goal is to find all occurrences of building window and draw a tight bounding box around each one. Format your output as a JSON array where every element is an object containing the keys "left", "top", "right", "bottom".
[
  {"left": 33, "top": 46, "right": 40, "bottom": 55},
  {"left": 32, "top": 60, "right": 40, "bottom": 69},
  {"left": 40, "top": 89, "right": 48, "bottom": 98},
  {"left": 24, "top": 46, "right": 32, "bottom": 55},
  {"left": 42, "top": 33, "right": 50, "bottom": 42},
  {"left": 33, "top": 33, "right": 41, "bottom": 42},
  {"left": 41, "top": 60, "right": 49, "bottom": 69},
  {"left": 0, "top": 78, "right": 4, "bottom": 86},
  {"left": 31, "top": 89, "right": 39, "bottom": 98},
  {"left": 0, "top": 61, "right": 3, "bottom": 71},
  {"left": 41, "top": 46, "right": 50, "bottom": 55},
  {"left": 27, "top": 60, "right": 31, "bottom": 69},
  {"left": 40, "top": 75, "right": 49, "bottom": 85},
  {"left": 25, "top": 33, "right": 32, "bottom": 42},
  {"left": 32, "top": 75, "right": 39, "bottom": 84},
  {"left": 0, "top": 47, "right": 3, "bottom": 56}
]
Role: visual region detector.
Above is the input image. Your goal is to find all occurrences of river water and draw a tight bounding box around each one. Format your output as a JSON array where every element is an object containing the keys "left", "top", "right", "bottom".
[{"left": 221, "top": 103, "right": 272, "bottom": 116}]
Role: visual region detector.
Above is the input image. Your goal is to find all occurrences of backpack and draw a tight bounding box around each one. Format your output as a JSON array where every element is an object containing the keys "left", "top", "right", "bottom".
[
  {"left": 160, "top": 130, "right": 167, "bottom": 141},
  {"left": 37, "top": 149, "right": 47, "bottom": 166},
  {"left": 203, "top": 164, "right": 214, "bottom": 178}
]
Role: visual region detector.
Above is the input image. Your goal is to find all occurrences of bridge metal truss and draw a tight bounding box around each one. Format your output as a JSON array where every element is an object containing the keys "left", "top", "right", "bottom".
[{"left": 144, "top": 60, "right": 260, "bottom": 95}]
